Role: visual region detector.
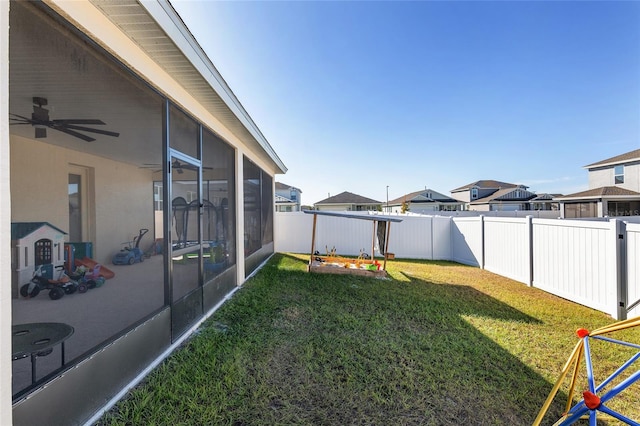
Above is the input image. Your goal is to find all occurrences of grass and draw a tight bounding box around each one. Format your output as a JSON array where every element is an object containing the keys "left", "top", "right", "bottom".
[{"left": 99, "top": 253, "right": 640, "bottom": 425}]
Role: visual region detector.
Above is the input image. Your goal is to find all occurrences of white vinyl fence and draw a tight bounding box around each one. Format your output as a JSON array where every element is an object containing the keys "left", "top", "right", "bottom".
[{"left": 275, "top": 212, "right": 640, "bottom": 320}]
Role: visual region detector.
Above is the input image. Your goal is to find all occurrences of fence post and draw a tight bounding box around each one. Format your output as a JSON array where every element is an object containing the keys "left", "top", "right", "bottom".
[
  {"left": 615, "top": 219, "right": 628, "bottom": 321},
  {"left": 480, "top": 215, "right": 485, "bottom": 270},
  {"left": 526, "top": 215, "right": 533, "bottom": 287},
  {"left": 448, "top": 216, "right": 453, "bottom": 261}
]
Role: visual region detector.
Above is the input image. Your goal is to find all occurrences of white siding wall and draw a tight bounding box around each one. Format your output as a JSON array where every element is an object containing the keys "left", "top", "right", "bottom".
[
  {"left": 587, "top": 168, "right": 612, "bottom": 189},
  {"left": 627, "top": 222, "right": 640, "bottom": 318},
  {"left": 484, "top": 217, "right": 532, "bottom": 285},
  {"left": 588, "top": 163, "right": 640, "bottom": 192},
  {"left": 532, "top": 219, "right": 619, "bottom": 318}
]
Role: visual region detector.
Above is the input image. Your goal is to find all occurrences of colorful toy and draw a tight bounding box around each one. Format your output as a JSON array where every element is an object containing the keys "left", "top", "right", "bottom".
[
  {"left": 20, "top": 264, "right": 77, "bottom": 300},
  {"left": 534, "top": 316, "right": 640, "bottom": 425},
  {"left": 112, "top": 228, "right": 148, "bottom": 265}
]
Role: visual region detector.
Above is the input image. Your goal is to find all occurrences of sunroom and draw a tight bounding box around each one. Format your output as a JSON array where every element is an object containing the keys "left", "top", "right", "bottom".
[{"left": 2, "top": 1, "right": 285, "bottom": 424}]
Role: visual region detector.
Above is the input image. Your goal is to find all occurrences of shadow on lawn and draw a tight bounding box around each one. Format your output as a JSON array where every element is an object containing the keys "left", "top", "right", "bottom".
[{"left": 271, "top": 253, "right": 569, "bottom": 425}]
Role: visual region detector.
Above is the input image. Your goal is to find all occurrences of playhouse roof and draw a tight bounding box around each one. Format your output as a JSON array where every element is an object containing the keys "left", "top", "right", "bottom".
[{"left": 11, "top": 222, "right": 67, "bottom": 240}]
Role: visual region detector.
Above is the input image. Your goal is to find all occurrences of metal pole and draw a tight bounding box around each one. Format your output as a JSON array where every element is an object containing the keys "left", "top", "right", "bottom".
[{"left": 386, "top": 185, "right": 389, "bottom": 213}]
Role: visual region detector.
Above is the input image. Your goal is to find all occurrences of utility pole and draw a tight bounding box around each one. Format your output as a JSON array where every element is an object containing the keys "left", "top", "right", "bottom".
[{"left": 386, "top": 185, "right": 389, "bottom": 213}]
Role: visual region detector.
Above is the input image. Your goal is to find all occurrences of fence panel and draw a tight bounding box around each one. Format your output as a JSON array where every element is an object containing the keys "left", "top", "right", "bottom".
[
  {"left": 484, "top": 217, "right": 531, "bottom": 285},
  {"left": 274, "top": 212, "right": 311, "bottom": 254},
  {"left": 314, "top": 214, "right": 377, "bottom": 257},
  {"left": 451, "top": 217, "right": 483, "bottom": 266},
  {"left": 532, "top": 219, "right": 619, "bottom": 319},
  {"left": 627, "top": 222, "right": 640, "bottom": 318},
  {"left": 387, "top": 216, "right": 432, "bottom": 259},
  {"left": 432, "top": 216, "right": 453, "bottom": 260}
]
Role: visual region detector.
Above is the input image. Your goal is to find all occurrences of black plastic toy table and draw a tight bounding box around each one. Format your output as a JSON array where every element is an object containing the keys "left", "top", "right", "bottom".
[{"left": 12, "top": 322, "right": 74, "bottom": 384}]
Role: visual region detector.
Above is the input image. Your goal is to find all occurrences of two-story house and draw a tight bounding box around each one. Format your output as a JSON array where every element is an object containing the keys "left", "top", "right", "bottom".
[
  {"left": 275, "top": 182, "right": 302, "bottom": 212},
  {"left": 386, "top": 189, "right": 463, "bottom": 213},
  {"left": 557, "top": 149, "right": 640, "bottom": 218},
  {"left": 451, "top": 180, "right": 538, "bottom": 211}
]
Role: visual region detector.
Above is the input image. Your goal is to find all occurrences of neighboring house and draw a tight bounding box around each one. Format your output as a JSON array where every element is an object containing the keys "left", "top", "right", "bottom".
[
  {"left": 275, "top": 182, "right": 302, "bottom": 212},
  {"left": 2, "top": 2, "right": 286, "bottom": 424},
  {"left": 451, "top": 180, "right": 537, "bottom": 211},
  {"left": 386, "top": 189, "right": 463, "bottom": 213},
  {"left": 530, "top": 193, "right": 562, "bottom": 211},
  {"left": 557, "top": 149, "right": 640, "bottom": 218},
  {"left": 314, "top": 191, "right": 382, "bottom": 211}
]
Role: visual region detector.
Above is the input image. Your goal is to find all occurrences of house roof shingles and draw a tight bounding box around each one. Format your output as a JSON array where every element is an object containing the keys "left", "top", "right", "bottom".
[
  {"left": 388, "top": 189, "right": 459, "bottom": 205},
  {"left": 584, "top": 149, "right": 640, "bottom": 169},
  {"left": 315, "top": 191, "right": 380, "bottom": 205},
  {"left": 275, "top": 182, "right": 302, "bottom": 192},
  {"left": 451, "top": 180, "right": 519, "bottom": 192},
  {"left": 557, "top": 186, "right": 640, "bottom": 200},
  {"left": 469, "top": 187, "right": 536, "bottom": 204}
]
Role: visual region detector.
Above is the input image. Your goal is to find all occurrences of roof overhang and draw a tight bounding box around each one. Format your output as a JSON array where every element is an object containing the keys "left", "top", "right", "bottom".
[
  {"left": 44, "top": 0, "right": 286, "bottom": 174},
  {"left": 557, "top": 195, "right": 640, "bottom": 202}
]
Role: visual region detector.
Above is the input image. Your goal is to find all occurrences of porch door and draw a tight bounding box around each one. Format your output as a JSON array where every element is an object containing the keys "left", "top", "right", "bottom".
[{"left": 169, "top": 151, "right": 203, "bottom": 339}]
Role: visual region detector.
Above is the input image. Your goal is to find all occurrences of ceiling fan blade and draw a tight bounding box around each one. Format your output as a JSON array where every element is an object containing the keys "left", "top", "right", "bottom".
[
  {"left": 53, "top": 126, "right": 96, "bottom": 142},
  {"left": 52, "top": 119, "right": 106, "bottom": 125},
  {"left": 9, "top": 113, "right": 33, "bottom": 123},
  {"left": 59, "top": 124, "right": 120, "bottom": 137}
]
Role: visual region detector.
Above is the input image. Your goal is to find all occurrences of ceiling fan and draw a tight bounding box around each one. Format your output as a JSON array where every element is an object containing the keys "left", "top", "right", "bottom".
[
  {"left": 9, "top": 97, "right": 120, "bottom": 142},
  {"left": 141, "top": 159, "right": 212, "bottom": 174}
]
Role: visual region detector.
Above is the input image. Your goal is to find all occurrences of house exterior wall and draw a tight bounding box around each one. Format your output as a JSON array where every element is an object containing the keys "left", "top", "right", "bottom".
[
  {"left": 409, "top": 203, "right": 440, "bottom": 213},
  {"left": 589, "top": 162, "right": 640, "bottom": 192},
  {"left": 452, "top": 191, "right": 471, "bottom": 203},
  {"left": 469, "top": 204, "right": 491, "bottom": 212},
  {"left": 316, "top": 204, "right": 351, "bottom": 211},
  {"left": 10, "top": 137, "right": 155, "bottom": 266},
  {"left": 275, "top": 187, "right": 301, "bottom": 211},
  {"left": 1, "top": 0, "right": 12, "bottom": 422}
]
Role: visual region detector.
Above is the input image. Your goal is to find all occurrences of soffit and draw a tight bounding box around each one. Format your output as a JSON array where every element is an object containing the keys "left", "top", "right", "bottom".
[{"left": 88, "top": 0, "right": 286, "bottom": 173}]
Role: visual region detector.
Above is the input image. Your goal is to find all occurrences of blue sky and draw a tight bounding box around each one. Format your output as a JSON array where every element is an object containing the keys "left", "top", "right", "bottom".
[{"left": 171, "top": 0, "right": 640, "bottom": 206}]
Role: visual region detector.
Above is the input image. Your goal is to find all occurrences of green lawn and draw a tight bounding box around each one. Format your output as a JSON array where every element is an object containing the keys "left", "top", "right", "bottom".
[{"left": 99, "top": 253, "right": 640, "bottom": 425}]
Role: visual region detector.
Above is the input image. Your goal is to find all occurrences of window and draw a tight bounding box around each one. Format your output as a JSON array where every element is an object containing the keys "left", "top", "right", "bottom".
[
  {"left": 564, "top": 202, "right": 597, "bottom": 218},
  {"left": 607, "top": 201, "right": 640, "bottom": 217},
  {"left": 34, "top": 239, "right": 52, "bottom": 266},
  {"left": 290, "top": 189, "right": 297, "bottom": 202},
  {"left": 243, "top": 157, "right": 273, "bottom": 260},
  {"left": 614, "top": 165, "right": 624, "bottom": 184},
  {"left": 154, "top": 183, "right": 163, "bottom": 210},
  {"left": 471, "top": 188, "right": 478, "bottom": 199}
]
